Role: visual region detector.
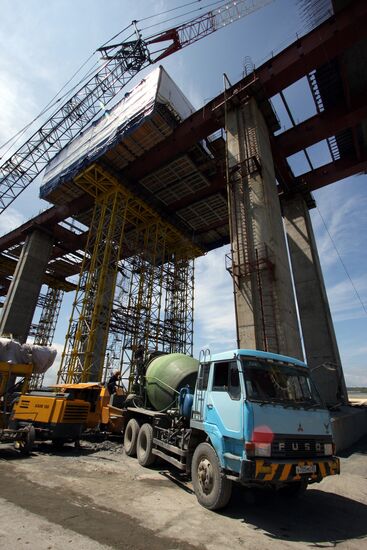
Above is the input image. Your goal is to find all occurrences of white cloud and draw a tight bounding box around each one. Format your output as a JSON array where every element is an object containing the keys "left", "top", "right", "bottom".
[
  {"left": 194, "top": 246, "right": 237, "bottom": 356},
  {"left": 327, "top": 275, "right": 367, "bottom": 322},
  {"left": 0, "top": 61, "right": 40, "bottom": 151},
  {"left": 344, "top": 371, "right": 367, "bottom": 388},
  {"left": 42, "top": 342, "right": 64, "bottom": 386},
  {"left": 349, "top": 346, "right": 367, "bottom": 357},
  {"left": 310, "top": 182, "right": 367, "bottom": 327},
  {"left": 0, "top": 207, "right": 25, "bottom": 236},
  {"left": 312, "top": 185, "right": 367, "bottom": 271}
]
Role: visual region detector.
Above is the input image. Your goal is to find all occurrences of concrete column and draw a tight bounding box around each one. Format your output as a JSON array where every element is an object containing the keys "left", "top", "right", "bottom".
[
  {"left": 226, "top": 98, "right": 303, "bottom": 359},
  {"left": 88, "top": 269, "right": 115, "bottom": 382},
  {"left": 283, "top": 194, "right": 348, "bottom": 406},
  {"left": 0, "top": 229, "right": 53, "bottom": 343}
]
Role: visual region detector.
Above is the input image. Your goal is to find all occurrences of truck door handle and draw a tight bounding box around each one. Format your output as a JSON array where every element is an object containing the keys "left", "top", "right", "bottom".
[{"left": 207, "top": 404, "right": 213, "bottom": 410}]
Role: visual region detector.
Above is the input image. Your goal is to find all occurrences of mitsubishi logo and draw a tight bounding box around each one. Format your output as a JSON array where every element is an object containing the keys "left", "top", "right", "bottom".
[{"left": 297, "top": 423, "right": 304, "bottom": 432}]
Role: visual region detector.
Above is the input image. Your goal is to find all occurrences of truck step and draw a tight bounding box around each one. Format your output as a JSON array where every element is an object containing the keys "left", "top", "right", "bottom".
[
  {"left": 153, "top": 448, "right": 186, "bottom": 470},
  {"left": 223, "top": 452, "right": 241, "bottom": 461},
  {"left": 153, "top": 437, "right": 187, "bottom": 457}
]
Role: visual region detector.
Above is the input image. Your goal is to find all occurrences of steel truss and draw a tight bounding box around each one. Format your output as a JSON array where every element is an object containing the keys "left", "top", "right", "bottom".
[
  {"left": 58, "top": 163, "right": 200, "bottom": 384},
  {"left": 29, "top": 285, "right": 64, "bottom": 388},
  {"left": 0, "top": 38, "right": 150, "bottom": 213},
  {"left": 0, "top": 0, "right": 269, "bottom": 215}
]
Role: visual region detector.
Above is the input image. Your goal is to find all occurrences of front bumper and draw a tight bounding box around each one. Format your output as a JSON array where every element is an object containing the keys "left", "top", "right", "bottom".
[
  {"left": 0, "top": 427, "right": 31, "bottom": 444},
  {"left": 240, "top": 456, "right": 340, "bottom": 484}
]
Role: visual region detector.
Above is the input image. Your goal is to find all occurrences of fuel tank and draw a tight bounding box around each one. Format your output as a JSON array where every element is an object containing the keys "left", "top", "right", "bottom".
[{"left": 145, "top": 353, "right": 199, "bottom": 411}]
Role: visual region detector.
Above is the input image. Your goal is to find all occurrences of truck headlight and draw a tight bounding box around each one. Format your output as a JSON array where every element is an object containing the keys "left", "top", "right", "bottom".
[
  {"left": 255, "top": 442, "right": 271, "bottom": 457},
  {"left": 324, "top": 443, "right": 333, "bottom": 456},
  {"left": 245, "top": 442, "right": 271, "bottom": 457}
]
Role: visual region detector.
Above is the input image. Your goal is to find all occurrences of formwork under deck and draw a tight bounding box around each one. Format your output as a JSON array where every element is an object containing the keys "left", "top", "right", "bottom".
[{"left": 57, "top": 163, "right": 201, "bottom": 385}]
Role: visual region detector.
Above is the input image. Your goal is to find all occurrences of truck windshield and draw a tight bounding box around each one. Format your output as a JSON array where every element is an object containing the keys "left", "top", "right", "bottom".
[{"left": 241, "top": 358, "right": 323, "bottom": 407}]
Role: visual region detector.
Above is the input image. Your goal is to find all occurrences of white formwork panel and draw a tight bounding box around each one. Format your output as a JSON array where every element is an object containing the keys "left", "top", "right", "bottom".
[{"left": 40, "top": 66, "right": 194, "bottom": 202}]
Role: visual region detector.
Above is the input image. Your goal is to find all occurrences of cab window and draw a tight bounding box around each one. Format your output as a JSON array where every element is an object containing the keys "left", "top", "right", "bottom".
[{"left": 212, "top": 361, "right": 241, "bottom": 400}]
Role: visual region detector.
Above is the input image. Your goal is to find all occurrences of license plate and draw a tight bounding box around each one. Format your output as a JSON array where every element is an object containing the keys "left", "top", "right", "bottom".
[{"left": 296, "top": 464, "right": 316, "bottom": 474}]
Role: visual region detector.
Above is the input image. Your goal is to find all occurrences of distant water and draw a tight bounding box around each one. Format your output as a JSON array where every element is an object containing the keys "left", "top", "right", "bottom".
[{"left": 347, "top": 390, "right": 367, "bottom": 400}]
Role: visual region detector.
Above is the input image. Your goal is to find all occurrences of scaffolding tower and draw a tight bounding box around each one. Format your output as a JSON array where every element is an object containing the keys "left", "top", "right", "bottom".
[
  {"left": 105, "top": 254, "right": 195, "bottom": 390},
  {"left": 29, "top": 285, "right": 64, "bottom": 388},
  {"left": 58, "top": 163, "right": 201, "bottom": 385}
]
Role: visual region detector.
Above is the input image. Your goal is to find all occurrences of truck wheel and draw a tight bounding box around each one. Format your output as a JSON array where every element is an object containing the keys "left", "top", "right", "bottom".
[
  {"left": 124, "top": 418, "right": 140, "bottom": 457},
  {"left": 191, "top": 442, "right": 232, "bottom": 510},
  {"left": 18, "top": 425, "right": 35, "bottom": 455},
  {"left": 137, "top": 423, "right": 156, "bottom": 467}
]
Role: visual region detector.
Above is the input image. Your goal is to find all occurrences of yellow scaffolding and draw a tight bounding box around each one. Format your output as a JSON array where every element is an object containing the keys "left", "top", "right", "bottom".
[{"left": 58, "top": 163, "right": 202, "bottom": 384}]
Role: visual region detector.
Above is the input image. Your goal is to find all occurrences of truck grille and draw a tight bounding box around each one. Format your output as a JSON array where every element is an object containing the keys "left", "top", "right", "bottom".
[
  {"left": 62, "top": 403, "right": 89, "bottom": 423},
  {"left": 271, "top": 437, "right": 331, "bottom": 458}
]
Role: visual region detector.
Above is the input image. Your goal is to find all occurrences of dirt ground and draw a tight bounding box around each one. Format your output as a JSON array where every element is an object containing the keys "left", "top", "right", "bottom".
[{"left": 0, "top": 437, "right": 366, "bottom": 550}]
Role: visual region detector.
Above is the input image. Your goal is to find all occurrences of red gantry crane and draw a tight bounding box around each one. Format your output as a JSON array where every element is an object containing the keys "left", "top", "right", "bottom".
[{"left": 0, "top": 0, "right": 271, "bottom": 213}]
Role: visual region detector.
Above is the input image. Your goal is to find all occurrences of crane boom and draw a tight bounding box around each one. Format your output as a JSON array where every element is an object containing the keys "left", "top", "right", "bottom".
[
  {"left": 147, "top": 0, "right": 272, "bottom": 61},
  {"left": 0, "top": 0, "right": 271, "bottom": 214},
  {"left": 0, "top": 39, "right": 151, "bottom": 211}
]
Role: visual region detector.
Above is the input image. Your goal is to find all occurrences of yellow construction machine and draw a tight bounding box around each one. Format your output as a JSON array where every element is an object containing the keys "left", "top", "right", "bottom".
[
  {"left": 68, "top": 383, "right": 125, "bottom": 435},
  {"left": 0, "top": 362, "right": 35, "bottom": 454},
  {"left": 46, "top": 383, "right": 125, "bottom": 436},
  {"left": 10, "top": 386, "right": 90, "bottom": 447},
  {"left": 10, "top": 382, "right": 125, "bottom": 447}
]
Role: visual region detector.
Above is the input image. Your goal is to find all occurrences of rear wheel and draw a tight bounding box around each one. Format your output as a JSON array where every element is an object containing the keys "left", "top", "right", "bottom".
[
  {"left": 17, "top": 425, "right": 35, "bottom": 455},
  {"left": 191, "top": 442, "right": 232, "bottom": 510},
  {"left": 136, "top": 423, "right": 156, "bottom": 467},
  {"left": 124, "top": 418, "right": 140, "bottom": 457}
]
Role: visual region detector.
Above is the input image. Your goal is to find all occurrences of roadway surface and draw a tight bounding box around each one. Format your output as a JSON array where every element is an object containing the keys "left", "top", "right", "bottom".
[{"left": 0, "top": 437, "right": 366, "bottom": 549}]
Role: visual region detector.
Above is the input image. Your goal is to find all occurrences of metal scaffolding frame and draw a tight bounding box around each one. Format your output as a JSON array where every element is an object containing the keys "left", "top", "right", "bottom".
[
  {"left": 105, "top": 253, "right": 195, "bottom": 391},
  {"left": 58, "top": 163, "right": 201, "bottom": 385},
  {"left": 29, "top": 285, "right": 64, "bottom": 388}
]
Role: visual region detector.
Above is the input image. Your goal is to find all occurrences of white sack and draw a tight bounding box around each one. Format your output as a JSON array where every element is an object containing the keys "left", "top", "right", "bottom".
[{"left": 31, "top": 345, "right": 57, "bottom": 374}]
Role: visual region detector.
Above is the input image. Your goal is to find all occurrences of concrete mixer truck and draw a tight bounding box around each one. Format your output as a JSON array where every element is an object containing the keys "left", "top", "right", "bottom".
[{"left": 123, "top": 349, "right": 340, "bottom": 510}]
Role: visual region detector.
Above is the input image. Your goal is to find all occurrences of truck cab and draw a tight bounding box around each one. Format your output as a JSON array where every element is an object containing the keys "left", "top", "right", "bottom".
[{"left": 189, "top": 349, "right": 340, "bottom": 508}]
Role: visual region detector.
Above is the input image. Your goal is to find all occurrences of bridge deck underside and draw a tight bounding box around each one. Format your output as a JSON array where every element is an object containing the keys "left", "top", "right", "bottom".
[{"left": 0, "top": 0, "right": 365, "bottom": 297}]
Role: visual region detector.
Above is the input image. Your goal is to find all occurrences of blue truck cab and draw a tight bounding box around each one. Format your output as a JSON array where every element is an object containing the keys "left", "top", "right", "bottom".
[{"left": 188, "top": 349, "right": 340, "bottom": 509}]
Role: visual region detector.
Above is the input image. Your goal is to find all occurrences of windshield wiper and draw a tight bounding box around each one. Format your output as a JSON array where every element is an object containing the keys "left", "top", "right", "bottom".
[
  {"left": 259, "top": 399, "right": 292, "bottom": 407},
  {"left": 246, "top": 398, "right": 273, "bottom": 406},
  {"left": 298, "top": 401, "right": 321, "bottom": 409},
  {"left": 278, "top": 399, "right": 297, "bottom": 408},
  {"left": 248, "top": 398, "right": 319, "bottom": 409}
]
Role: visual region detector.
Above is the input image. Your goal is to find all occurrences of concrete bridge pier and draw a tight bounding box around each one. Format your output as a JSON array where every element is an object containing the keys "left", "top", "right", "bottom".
[
  {"left": 88, "top": 269, "right": 116, "bottom": 382},
  {"left": 225, "top": 99, "right": 364, "bottom": 451},
  {"left": 226, "top": 97, "right": 303, "bottom": 360},
  {"left": 0, "top": 229, "right": 53, "bottom": 343},
  {"left": 283, "top": 194, "right": 348, "bottom": 407}
]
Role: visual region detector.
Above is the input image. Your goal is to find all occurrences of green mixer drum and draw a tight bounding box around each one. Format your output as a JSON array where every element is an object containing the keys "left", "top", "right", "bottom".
[{"left": 145, "top": 353, "right": 199, "bottom": 411}]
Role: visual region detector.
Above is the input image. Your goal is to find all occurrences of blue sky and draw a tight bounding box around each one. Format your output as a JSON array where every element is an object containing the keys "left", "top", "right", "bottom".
[{"left": 0, "top": 1, "right": 366, "bottom": 386}]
